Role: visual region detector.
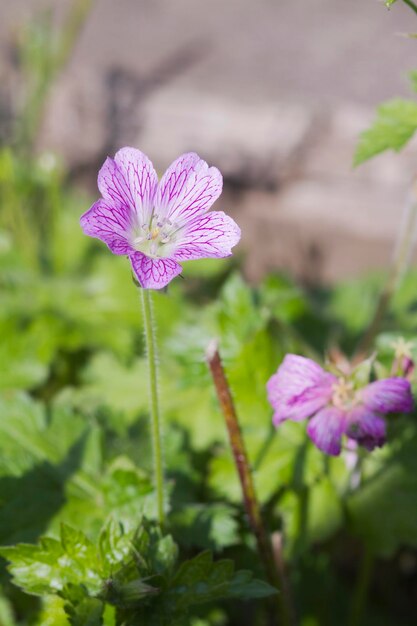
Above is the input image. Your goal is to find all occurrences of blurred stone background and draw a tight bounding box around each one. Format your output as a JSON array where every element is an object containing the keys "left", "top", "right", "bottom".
[{"left": 1, "top": 0, "right": 417, "bottom": 283}]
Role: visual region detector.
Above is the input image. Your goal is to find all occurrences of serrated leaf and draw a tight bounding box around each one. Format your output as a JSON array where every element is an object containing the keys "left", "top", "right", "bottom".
[
  {"left": 0, "top": 524, "right": 103, "bottom": 596},
  {"left": 133, "top": 520, "right": 178, "bottom": 576},
  {"left": 354, "top": 99, "right": 417, "bottom": 165},
  {"left": 98, "top": 519, "right": 133, "bottom": 573},
  {"left": 227, "top": 570, "right": 277, "bottom": 599},
  {"left": 63, "top": 585, "right": 104, "bottom": 626},
  {"left": 0, "top": 521, "right": 136, "bottom": 599},
  {"left": 164, "top": 551, "right": 276, "bottom": 612}
]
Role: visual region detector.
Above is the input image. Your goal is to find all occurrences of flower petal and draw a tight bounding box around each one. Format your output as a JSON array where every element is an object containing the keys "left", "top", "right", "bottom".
[
  {"left": 114, "top": 147, "right": 158, "bottom": 224},
  {"left": 130, "top": 252, "right": 182, "bottom": 290},
  {"left": 173, "top": 211, "right": 241, "bottom": 261},
  {"left": 267, "top": 355, "right": 335, "bottom": 425},
  {"left": 80, "top": 199, "right": 132, "bottom": 255},
  {"left": 346, "top": 406, "right": 386, "bottom": 451},
  {"left": 154, "top": 152, "right": 222, "bottom": 225},
  {"left": 307, "top": 407, "right": 346, "bottom": 456},
  {"left": 361, "top": 378, "right": 413, "bottom": 414},
  {"left": 98, "top": 148, "right": 158, "bottom": 225}
]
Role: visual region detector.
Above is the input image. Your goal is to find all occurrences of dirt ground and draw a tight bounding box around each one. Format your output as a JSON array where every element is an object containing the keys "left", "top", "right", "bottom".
[{"left": 1, "top": 0, "right": 417, "bottom": 283}]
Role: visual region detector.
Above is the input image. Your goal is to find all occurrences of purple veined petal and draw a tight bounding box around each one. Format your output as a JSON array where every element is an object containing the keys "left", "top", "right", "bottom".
[
  {"left": 80, "top": 199, "right": 133, "bottom": 255},
  {"left": 114, "top": 147, "right": 158, "bottom": 225},
  {"left": 345, "top": 406, "right": 386, "bottom": 452},
  {"left": 361, "top": 378, "right": 413, "bottom": 414},
  {"left": 98, "top": 148, "right": 158, "bottom": 227},
  {"left": 307, "top": 407, "right": 347, "bottom": 456},
  {"left": 267, "top": 354, "right": 335, "bottom": 424},
  {"left": 98, "top": 157, "right": 135, "bottom": 212},
  {"left": 154, "top": 153, "right": 223, "bottom": 225},
  {"left": 130, "top": 252, "right": 182, "bottom": 290},
  {"left": 173, "top": 211, "right": 241, "bottom": 261}
]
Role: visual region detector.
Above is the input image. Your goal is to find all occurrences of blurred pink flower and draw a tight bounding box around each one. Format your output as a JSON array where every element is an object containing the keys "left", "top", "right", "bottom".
[{"left": 267, "top": 354, "right": 413, "bottom": 456}]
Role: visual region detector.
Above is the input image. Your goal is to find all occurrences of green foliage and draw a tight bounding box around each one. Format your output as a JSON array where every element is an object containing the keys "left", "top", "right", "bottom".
[
  {"left": 408, "top": 69, "right": 417, "bottom": 92},
  {"left": 348, "top": 419, "right": 417, "bottom": 557},
  {"left": 3, "top": 78, "right": 417, "bottom": 623},
  {"left": 1, "top": 520, "right": 275, "bottom": 626},
  {"left": 0, "top": 588, "right": 17, "bottom": 626},
  {"left": 353, "top": 99, "right": 417, "bottom": 166},
  {"left": 170, "top": 504, "right": 239, "bottom": 550}
]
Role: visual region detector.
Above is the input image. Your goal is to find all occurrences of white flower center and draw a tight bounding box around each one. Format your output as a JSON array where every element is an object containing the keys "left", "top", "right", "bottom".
[
  {"left": 131, "top": 214, "right": 179, "bottom": 259},
  {"left": 331, "top": 378, "right": 358, "bottom": 409}
]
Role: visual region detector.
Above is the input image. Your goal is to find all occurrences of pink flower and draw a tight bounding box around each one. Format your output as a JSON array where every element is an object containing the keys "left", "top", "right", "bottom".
[
  {"left": 80, "top": 149, "right": 241, "bottom": 289},
  {"left": 267, "top": 354, "right": 413, "bottom": 456}
]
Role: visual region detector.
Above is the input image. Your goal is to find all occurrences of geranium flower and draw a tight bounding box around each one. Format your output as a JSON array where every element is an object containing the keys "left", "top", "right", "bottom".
[
  {"left": 80, "top": 149, "right": 241, "bottom": 289},
  {"left": 267, "top": 354, "right": 413, "bottom": 456}
]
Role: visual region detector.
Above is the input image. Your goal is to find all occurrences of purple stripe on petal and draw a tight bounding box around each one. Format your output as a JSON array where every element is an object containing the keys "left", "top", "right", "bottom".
[
  {"left": 307, "top": 407, "right": 346, "bottom": 456},
  {"left": 114, "top": 147, "right": 158, "bottom": 224},
  {"left": 130, "top": 252, "right": 182, "bottom": 290},
  {"left": 272, "top": 385, "right": 336, "bottom": 425},
  {"left": 361, "top": 378, "right": 413, "bottom": 414},
  {"left": 80, "top": 199, "right": 132, "bottom": 255},
  {"left": 346, "top": 406, "right": 386, "bottom": 451},
  {"left": 97, "top": 150, "right": 158, "bottom": 227},
  {"left": 267, "top": 355, "right": 335, "bottom": 424},
  {"left": 155, "top": 153, "right": 222, "bottom": 225},
  {"left": 173, "top": 211, "right": 241, "bottom": 261},
  {"left": 98, "top": 157, "right": 135, "bottom": 213}
]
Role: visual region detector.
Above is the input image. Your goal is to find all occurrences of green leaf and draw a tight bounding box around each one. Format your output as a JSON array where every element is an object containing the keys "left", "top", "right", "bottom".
[
  {"left": 37, "top": 596, "right": 70, "bottom": 626},
  {"left": 170, "top": 504, "right": 239, "bottom": 550},
  {"left": 0, "top": 393, "right": 107, "bottom": 545},
  {"left": 385, "top": 0, "right": 397, "bottom": 6},
  {"left": 353, "top": 99, "right": 417, "bottom": 165},
  {"left": 0, "top": 524, "right": 103, "bottom": 596},
  {"left": 62, "top": 585, "right": 104, "bottom": 626},
  {"left": 165, "top": 552, "right": 276, "bottom": 611},
  {"left": 133, "top": 520, "right": 178, "bottom": 577},
  {"left": 409, "top": 69, "right": 417, "bottom": 93},
  {"left": 348, "top": 420, "right": 417, "bottom": 556},
  {"left": 227, "top": 570, "right": 278, "bottom": 599},
  {"left": 0, "top": 588, "right": 17, "bottom": 626}
]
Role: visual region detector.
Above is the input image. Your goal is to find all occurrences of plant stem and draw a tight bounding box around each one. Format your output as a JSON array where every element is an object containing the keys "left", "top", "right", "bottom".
[
  {"left": 402, "top": 0, "right": 417, "bottom": 17},
  {"left": 141, "top": 289, "right": 165, "bottom": 527},
  {"left": 206, "top": 341, "right": 294, "bottom": 626},
  {"left": 348, "top": 546, "right": 374, "bottom": 626},
  {"left": 356, "top": 181, "right": 417, "bottom": 355}
]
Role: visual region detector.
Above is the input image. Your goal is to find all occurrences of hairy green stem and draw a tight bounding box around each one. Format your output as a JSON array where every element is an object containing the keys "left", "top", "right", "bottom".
[
  {"left": 348, "top": 546, "right": 374, "bottom": 626},
  {"left": 402, "top": 0, "right": 417, "bottom": 17},
  {"left": 206, "top": 342, "right": 294, "bottom": 626},
  {"left": 141, "top": 289, "right": 165, "bottom": 527},
  {"left": 356, "top": 182, "right": 417, "bottom": 355}
]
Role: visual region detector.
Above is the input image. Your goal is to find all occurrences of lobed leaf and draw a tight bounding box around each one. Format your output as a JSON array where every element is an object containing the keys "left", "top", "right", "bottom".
[{"left": 353, "top": 99, "right": 417, "bottom": 165}]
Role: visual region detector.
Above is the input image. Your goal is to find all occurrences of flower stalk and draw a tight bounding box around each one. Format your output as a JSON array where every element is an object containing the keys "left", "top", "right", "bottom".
[
  {"left": 206, "top": 341, "right": 293, "bottom": 626},
  {"left": 141, "top": 288, "right": 165, "bottom": 527}
]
